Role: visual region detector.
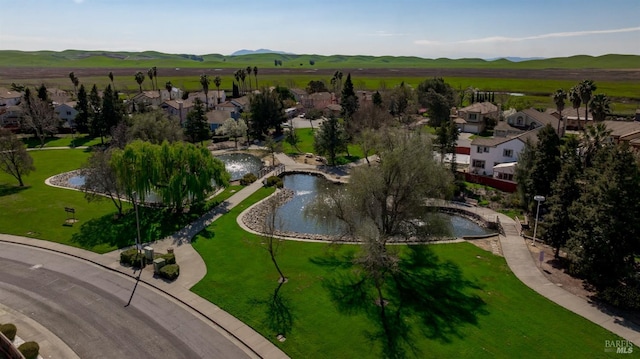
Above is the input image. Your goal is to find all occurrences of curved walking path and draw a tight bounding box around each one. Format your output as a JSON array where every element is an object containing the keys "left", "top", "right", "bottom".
[{"left": 465, "top": 205, "right": 640, "bottom": 346}]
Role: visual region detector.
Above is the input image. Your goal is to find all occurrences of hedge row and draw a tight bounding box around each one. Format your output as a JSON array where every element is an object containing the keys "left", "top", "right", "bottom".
[
  {"left": 0, "top": 323, "right": 39, "bottom": 359},
  {"left": 120, "top": 248, "right": 146, "bottom": 268},
  {"left": 0, "top": 323, "right": 16, "bottom": 341},
  {"left": 159, "top": 264, "right": 180, "bottom": 280}
]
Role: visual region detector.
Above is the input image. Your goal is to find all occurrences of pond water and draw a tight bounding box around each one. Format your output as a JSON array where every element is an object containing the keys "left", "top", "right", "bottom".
[
  {"left": 68, "top": 175, "right": 86, "bottom": 187},
  {"left": 215, "top": 153, "right": 263, "bottom": 181},
  {"left": 274, "top": 173, "right": 496, "bottom": 238}
]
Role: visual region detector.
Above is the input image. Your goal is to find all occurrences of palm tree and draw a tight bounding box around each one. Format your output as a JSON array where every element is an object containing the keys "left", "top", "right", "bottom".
[
  {"left": 213, "top": 76, "right": 222, "bottom": 104},
  {"left": 246, "top": 66, "right": 252, "bottom": 91},
  {"left": 253, "top": 66, "right": 258, "bottom": 90},
  {"left": 581, "top": 122, "right": 612, "bottom": 168},
  {"left": 165, "top": 81, "right": 173, "bottom": 100},
  {"left": 134, "top": 71, "right": 145, "bottom": 93},
  {"left": 108, "top": 71, "right": 114, "bottom": 89},
  {"left": 579, "top": 80, "right": 596, "bottom": 130},
  {"left": 569, "top": 86, "right": 582, "bottom": 130},
  {"left": 200, "top": 74, "right": 210, "bottom": 110},
  {"left": 68, "top": 72, "right": 79, "bottom": 96},
  {"left": 152, "top": 66, "right": 158, "bottom": 93},
  {"left": 234, "top": 70, "right": 241, "bottom": 96},
  {"left": 553, "top": 89, "right": 567, "bottom": 135},
  {"left": 589, "top": 93, "right": 611, "bottom": 122},
  {"left": 147, "top": 68, "right": 155, "bottom": 91},
  {"left": 239, "top": 69, "right": 247, "bottom": 95}
]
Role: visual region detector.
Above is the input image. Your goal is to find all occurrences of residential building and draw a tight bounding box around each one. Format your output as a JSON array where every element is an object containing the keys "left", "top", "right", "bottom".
[
  {"left": 468, "top": 129, "right": 538, "bottom": 176},
  {"left": 455, "top": 102, "right": 499, "bottom": 134},
  {"left": 0, "top": 105, "right": 22, "bottom": 128},
  {"left": 161, "top": 100, "right": 193, "bottom": 124},
  {"left": 502, "top": 108, "right": 560, "bottom": 136},
  {"left": 290, "top": 88, "right": 308, "bottom": 103},
  {"left": 0, "top": 88, "right": 22, "bottom": 107},
  {"left": 206, "top": 110, "right": 232, "bottom": 131},
  {"left": 55, "top": 101, "right": 78, "bottom": 128}
]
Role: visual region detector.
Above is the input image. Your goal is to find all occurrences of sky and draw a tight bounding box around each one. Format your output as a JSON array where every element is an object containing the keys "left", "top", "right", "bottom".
[{"left": 1, "top": 0, "right": 639, "bottom": 59}]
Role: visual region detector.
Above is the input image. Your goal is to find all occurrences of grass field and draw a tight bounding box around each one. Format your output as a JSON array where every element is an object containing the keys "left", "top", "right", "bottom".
[
  {"left": 21, "top": 133, "right": 104, "bottom": 148},
  {"left": 282, "top": 128, "right": 364, "bottom": 164},
  {"left": 0, "top": 149, "right": 242, "bottom": 253},
  {"left": 191, "top": 188, "right": 634, "bottom": 359}
]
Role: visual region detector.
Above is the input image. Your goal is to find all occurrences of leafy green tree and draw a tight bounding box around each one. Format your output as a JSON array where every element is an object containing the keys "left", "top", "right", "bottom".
[
  {"left": 101, "top": 84, "right": 124, "bottom": 136},
  {"left": 215, "top": 118, "right": 247, "bottom": 149},
  {"left": 514, "top": 140, "right": 536, "bottom": 212},
  {"left": 305, "top": 80, "right": 328, "bottom": 94},
  {"left": 0, "top": 128, "right": 34, "bottom": 187},
  {"left": 284, "top": 125, "right": 301, "bottom": 152},
  {"left": 200, "top": 74, "right": 210, "bottom": 109},
  {"left": 578, "top": 80, "right": 596, "bottom": 129},
  {"left": 183, "top": 98, "right": 210, "bottom": 143},
  {"left": 128, "top": 110, "right": 183, "bottom": 144},
  {"left": 340, "top": 73, "right": 359, "bottom": 120},
  {"left": 248, "top": 90, "right": 286, "bottom": 140},
  {"left": 305, "top": 108, "right": 323, "bottom": 130},
  {"left": 314, "top": 115, "right": 348, "bottom": 165},
  {"left": 567, "top": 144, "right": 640, "bottom": 287},
  {"left": 134, "top": 71, "right": 145, "bottom": 93},
  {"left": 552, "top": 89, "right": 567, "bottom": 135},
  {"left": 418, "top": 78, "right": 457, "bottom": 127},
  {"left": 386, "top": 82, "right": 418, "bottom": 125},
  {"left": 88, "top": 84, "right": 105, "bottom": 142},
  {"left": 434, "top": 119, "right": 459, "bottom": 173},
  {"left": 74, "top": 84, "right": 90, "bottom": 133},
  {"left": 589, "top": 93, "right": 611, "bottom": 122},
  {"left": 529, "top": 124, "right": 561, "bottom": 203},
  {"left": 542, "top": 137, "right": 581, "bottom": 257}
]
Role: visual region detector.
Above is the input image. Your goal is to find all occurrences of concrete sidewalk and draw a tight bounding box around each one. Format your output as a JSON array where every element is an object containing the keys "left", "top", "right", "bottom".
[{"left": 468, "top": 206, "right": 640, "bottom": 346}]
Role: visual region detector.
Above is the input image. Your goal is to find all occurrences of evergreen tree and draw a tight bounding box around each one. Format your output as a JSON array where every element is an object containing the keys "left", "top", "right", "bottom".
[
  {"left": 248, "top": 90, "right": 286, "bottom": 140},
  {"left": 340, "top": 73, "right": 359, "bottom": 120},
  {"left": 101, "top": 84, "right": 124, "bottom": 136},
  {"left": 183, "top": 98, "right": 210, "bottom": 143},
  {"left": 74, "top": 84, "right": 90, "bottom": 133},
  {"left": 372, "top": 91, "right": 383, "bottom": 107},
  {"left": 37, "top": 84, "right": 49, "bottom": 102},
  {"left": 529, "top": 124, "right": 561, "bottom": 203},
  {"left": 314, "top": 115, "right": 348, "bottom": 165},
  {"left": 88, "top": 84, "right": 105, "bottom": 142}
]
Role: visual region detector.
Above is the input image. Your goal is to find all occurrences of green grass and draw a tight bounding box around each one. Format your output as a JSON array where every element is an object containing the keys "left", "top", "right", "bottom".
[
  {"left": 282, "top": 128, "right": 364, "bottom": 164},
  {"left": 0, "top": 149, "right": 242, "bottom": 253},
  {"left": 21, "top": 134, "right": 104, "bottom": 149},
  {"left": 191, "top": 188, "right": 635, "bottom": 358}
]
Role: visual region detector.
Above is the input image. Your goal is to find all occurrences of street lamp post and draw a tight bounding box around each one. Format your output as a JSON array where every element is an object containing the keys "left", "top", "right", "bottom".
[
  {"left": 532, "top": 195, "right": 545, "bottom": 246},
  {"left": 125, "top": 192, "right": 143, "bottom": 307}
]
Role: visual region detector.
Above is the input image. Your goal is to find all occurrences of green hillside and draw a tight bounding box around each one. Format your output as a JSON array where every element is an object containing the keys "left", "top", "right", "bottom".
[{"left": 0, "top": 50, "right": 638, "bottom": 70}]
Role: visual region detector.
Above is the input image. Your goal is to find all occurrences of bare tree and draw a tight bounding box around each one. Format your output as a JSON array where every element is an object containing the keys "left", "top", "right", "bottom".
[
  {"left": 20, "top": 89, "right": 59, "bottom": 148},
  {"left": 0, "top": 129, "right": 35, "bottom": 187},
  {"left": 261, "top": 193, "right": 288, "bottom": 282}
]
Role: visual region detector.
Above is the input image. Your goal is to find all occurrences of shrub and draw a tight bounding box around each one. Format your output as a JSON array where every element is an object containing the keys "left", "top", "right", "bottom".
[
  {"left": 599, "top": 283, "right": 640, "bottom": 310},
  {"left": 159, "top": 264, "right": 180, "bottom": 280},
  {"left": 240, "top": 173, "right": 258, "bottom": 186},
  {"left": 0, "top": 323, "right": 17, "bottom": 341},
  {"left": 265, "top": 176, "right": 283, "bottom": 188},
  {"left": 18, "top": 341, "right": 39, "bottom": 359},
  {"left": 159, "top": 252, "right": 176, "bottom": 265},
  {"left": 120, "top": 248, "right": 145, "bottom": 268}
]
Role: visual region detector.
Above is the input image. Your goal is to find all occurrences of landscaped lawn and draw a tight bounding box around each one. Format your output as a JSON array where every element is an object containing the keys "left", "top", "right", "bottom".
[
  {"left": 0, "top": 149, "right": 242, "bottom": 253},
  {"left": 191, "top": 188, "right": 633, "bottom": 358},
  {"left": 21, "top": 133, "right": 104, "bottom": 148},
  {"left": 282, "top": 128, "right": 364, "bottom": 164}
]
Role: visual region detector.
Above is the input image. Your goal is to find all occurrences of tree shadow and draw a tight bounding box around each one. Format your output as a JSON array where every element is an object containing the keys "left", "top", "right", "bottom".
[
  {"left": 320, "top": 245, "right": 487, "bottom": 359},
  {"left": 0, "top": 184, "right": 29, "bottom": 197},
  {"left": 249, "top": 281, "right": 294, "bottom": 339}
]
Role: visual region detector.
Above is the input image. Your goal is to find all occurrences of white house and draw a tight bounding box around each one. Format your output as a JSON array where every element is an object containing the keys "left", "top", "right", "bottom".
[
  {"left": 469, "top": 130, "right": 538, "bottom": 176},
  {"left": 55, "top": 101, "right": 78, "bottom": 128},
  {"left": 505, "top": 108, "right": 560, "bottom": 134}
]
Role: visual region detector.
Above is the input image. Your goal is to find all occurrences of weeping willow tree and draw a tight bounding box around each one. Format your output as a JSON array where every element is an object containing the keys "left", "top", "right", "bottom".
[{"left": 110, "top": 140, "right": 229, "bottom": 211}]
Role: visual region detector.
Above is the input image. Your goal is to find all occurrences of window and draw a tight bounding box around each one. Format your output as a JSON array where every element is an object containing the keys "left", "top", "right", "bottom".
[
  {"left": 476, "top": 146, "right": 482, "bottom": 153},
  {"left": 476, "top": 146, "right": 490, "bottom": 153},
  {"left": 472, "top": 160, "right": 485, "bottom": 169},
  {"left": 503, "top": 149, "right": 513, "bottom": 157},
  {"left": 66, "top": 111, "right": 72, "bottom": 115},
  {"left": 469, "top": 113, "right": 478, "bottom": 121},
  {"left": 497, "top": 173, "right": 514, "bottom": 181},
  {"left": 516, "top": 116, "right": 524, "bottom": 125}
]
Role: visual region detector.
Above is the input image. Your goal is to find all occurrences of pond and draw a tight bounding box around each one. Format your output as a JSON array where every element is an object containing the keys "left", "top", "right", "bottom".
[
  {"left": 215, "top": 153, "right": 263, "bottom": 181},
  {"left": 274, "top": 174, "right": 496, "bottom": 238}
]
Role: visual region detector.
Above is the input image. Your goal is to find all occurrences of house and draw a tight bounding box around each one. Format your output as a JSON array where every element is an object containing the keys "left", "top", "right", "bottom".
[
  {"left": 161, "top": 100, "right": 193, "bottom": 124},
  {"left": 302, "top": 92, "right": 334, "bottom": 110},
  {"left": 455, "top": 102, "right": 499, "bottom": 134},
  {"left": 290, "top": 88, "right": 308, "bottom": 103},
  {"left": 206, "top": 110, "right": 232, "bottom": 131},
  {"left": 230, "top": 96, "right": 250, "bottom": 112},
  {"left": 0, "top": 88, "right": 22, "bottom": 107},
  {"left": 547, "top": 107, "right": 593, "bottom": 130},
  {"left": 468, "top": 129, "right": 538, "bottom": 176},
  {"left": 503, "top": 108, "right": 560, "bottom": 136},
  {"left": 0, "top": 105, "right": 22, "bottom": 128},
  {"left": 601, "top": 120, "right": 640, "bottom": 150},
  {"left": 189, "top": 90, "right": 226, "bottom": 110},
  {"left": 132, "top": 91, "right": 164, "bottom": 109},
  {"left": 47, "top": 88, "right": 71, "bottom": 104},
  {"left": 55, "top": 102, "right": 78, "bottom": 128},
  {"left": 324, "top": 104, "right": 342, "bottom": 117}
]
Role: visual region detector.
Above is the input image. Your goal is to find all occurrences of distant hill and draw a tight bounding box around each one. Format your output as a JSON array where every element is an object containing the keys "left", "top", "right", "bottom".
[
  {"left": 487, "top": 57, "right": 546, "bottom": 62},
  {"left": 0, "top": 50, "right": 638, "bottom": 70},
  {"left": 230, "top": 49, "right": 294, "bottom": 56}
]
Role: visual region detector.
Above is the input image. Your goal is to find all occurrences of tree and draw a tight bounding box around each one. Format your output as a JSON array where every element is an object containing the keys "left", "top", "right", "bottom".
[
  {"left": 147, "top": 68, "right": 155, "bottom": 91},
  {"left": 183, "top": 98, "right": 210, "bottom": 143},
  {"left": 165, "top": 81, "right": 173, "bottom": 100},
  {"left": 248, "top": 90, "right": 286, "bottom": 140},
  {"left": 36, "top": 84, "right": 49, "bottom": 102},
  {"left": 314, "top": 115, "right": 348, "bottom": 165},
  {"left": 514, "top": 140, "right": 536, "bottom": 212},
  {"left": 372, "top": 91, "right": 383, "bottom": 107},
  {"left": 74, "top": 84, "right": 90, "bottom": 133},
  {"left": 213, "top": 76, "right": 222, "bottom": 104},
  {"left": 80, "top": 148, "right": 125, "bottom": 216},
  {"left": 351, "top": 102, "right": 393, "bottom": 134},
  {"left": 305, "top": 80, "right": 328, "bottom": 94},
  {"left": 108, "top": 71, "right": 114, "bottom": 89},
  {"left": 20, "top": 88, "right": 58, "bottom": 148},
  {"left": 355, "top": 127, "right": 377, "bottom": 166},
  {"left": 569, "top": 86, "right": 582, "bottom": 130},
  {"left": 69, "top": 72, "right": 79, "bottom": 96},
  {"left": 418, "top": 78, "right": 457, "bottom": 127},
  {"left": 128, "top": 110, "right": 183, "bottom": 144},
  {"left": 88, "top": 84, "right": 104, "bottom": 142},
  {"left": 529, "top": 124, "right": 562, "bottom": 203},
  {"left": 101, "top": 84, "right": 124, "bottom": 136},
  {"left": 134, "top": 71, "right": 145, "bottom": 93},
  {"left": 152, "top": 66, "right": 158, "bottom": 94},
  {"left": 253, "top": 66, "right": 259, "bottom": 90},
  {"left": 0, "top": 129, "right": 35, "bottom": 187},
  {"left": 434, "top": 119, "right": 459, "bottom": 173},
  {"left": 200, "top": 74, "right": 210, "bottom": 109},
  {"left": 305, "top": 108, "right": 322, "bottom": 130},
  {"left": 306, "top": 129, "right": 455, "bottom": 355},
  {"left": 261, "top": 194, "right": 287, "bottom": 282},
  {"left": 340, "top": 73, "right": 359, "bottom": 120},
  {"left": 386, "top": 82, "right": 418, "bottom": 126},
  {"left": 580, "top": 122, "right": 612, "bottom": 169},
  {"left": 552, "top": 89, "right": 567, "bottom": 135},
  {"left": 589, "top": 93, "right": 611, "bottom": 122},
  {"left": 578, "top": 80, "right": 596, "bottom": 130},
  {"left": 284, "top": 124, "right": 301, "bottom": 152},
  {"left": 215, "top": 118, "right": 247, "bottom": 149},
  {"left": 567, "top": 144, "right": 640, "bottom": 287}
]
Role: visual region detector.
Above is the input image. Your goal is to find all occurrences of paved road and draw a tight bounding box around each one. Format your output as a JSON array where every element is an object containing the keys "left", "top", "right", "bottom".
[{"left": 0, "top": 243, "right": 251, "bottom": 359}]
